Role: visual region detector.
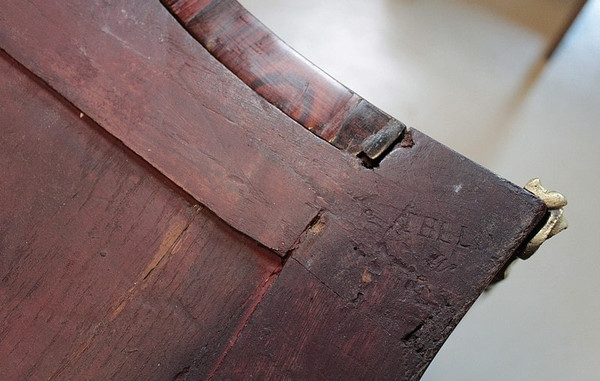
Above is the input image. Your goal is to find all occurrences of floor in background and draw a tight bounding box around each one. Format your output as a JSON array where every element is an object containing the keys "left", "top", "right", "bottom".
[{"left": 240, "top": 0, "right": 599, "bottom": 379}]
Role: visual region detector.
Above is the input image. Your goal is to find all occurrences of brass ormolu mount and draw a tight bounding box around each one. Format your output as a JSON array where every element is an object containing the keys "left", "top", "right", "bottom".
[
  {"left": 520, "top": 178, "right": 568, "bottom": 259},
  {"left": 490, "top": 178, "right": 567, "bottom": 285}
]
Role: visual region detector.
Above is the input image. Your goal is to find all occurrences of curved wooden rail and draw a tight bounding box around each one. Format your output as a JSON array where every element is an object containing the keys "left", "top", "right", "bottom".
[{"left": 162, "top": 0, "right": 402, "bottom": 155}]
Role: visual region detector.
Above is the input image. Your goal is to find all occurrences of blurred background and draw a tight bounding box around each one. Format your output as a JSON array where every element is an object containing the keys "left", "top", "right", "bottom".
[{"left": 240, "top": 0, "right": 599, "bottom": 379}]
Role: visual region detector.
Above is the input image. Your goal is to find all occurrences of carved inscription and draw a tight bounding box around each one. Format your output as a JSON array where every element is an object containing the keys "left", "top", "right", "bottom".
[
  {"left": 382, "top": 202, "right": 478, "bottom": 273},
  {"left": 393, "top": 211, "right": 473, "bottom": 248}
]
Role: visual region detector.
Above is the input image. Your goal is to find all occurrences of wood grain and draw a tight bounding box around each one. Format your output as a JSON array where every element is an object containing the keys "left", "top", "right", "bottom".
[
  {"left": 0, "top": 0, "right": 320, "bottom": 254},
  {"left": 162, "top": 0, "right": 397, "bottom": 154},
  {"left": 0, "top": 1, "right": 547, "bottom": 378},
  {"left": 212, "top": 131, "right": 547, "bottom": 380},
  {"left": 0, "top": 52, "right": 281, "bottom": 380},
  {"left": 213, "top": 258, "right": 423, "bottom": 380}
]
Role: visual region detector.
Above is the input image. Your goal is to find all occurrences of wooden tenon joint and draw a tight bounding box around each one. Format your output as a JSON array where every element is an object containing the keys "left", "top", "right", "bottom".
[{"left": 358, "top": 120, "right": 407, "bottom": 167}]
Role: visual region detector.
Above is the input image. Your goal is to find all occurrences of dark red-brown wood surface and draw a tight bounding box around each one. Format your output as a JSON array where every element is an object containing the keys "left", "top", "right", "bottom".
[
  {"left": 0, "top": 0, "right": 546, "bottom": 379},
  {"left": 0, "top": 0, "right": 321, "bottom": 254},
  {"left": 162, "top": 0, "right": 398, "bottom": 154},
  {"left": 0, "top": 52, "right": 281, "bottom": 380}
]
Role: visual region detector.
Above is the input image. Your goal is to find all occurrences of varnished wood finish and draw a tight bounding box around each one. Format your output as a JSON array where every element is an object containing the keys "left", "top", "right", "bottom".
[
  {"left": 0, "top": 52, "right": 281, "bottom": 380},
  {"left": 162, "top": 0, "right": 398, "bottom": 154},
  {"left": 0, "top": 0, "right": 547, "bottom": 379}
]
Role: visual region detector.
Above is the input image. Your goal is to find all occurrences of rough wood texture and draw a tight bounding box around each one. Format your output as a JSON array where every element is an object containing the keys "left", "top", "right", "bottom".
[
  {"left": 0, "top": 52, "right": 281, "bottom": 380},
  {"left": 0, "top": 0, "right": 547, "bottom": 379},
  {"left": 212, "top": 131, "right": 547, "bottom": 379},
  {"left": 0, "top": 0, "right": 320, "bottom": 254},
  {"left": 162, "top": 0, "right": 397, "bottom": 154}
]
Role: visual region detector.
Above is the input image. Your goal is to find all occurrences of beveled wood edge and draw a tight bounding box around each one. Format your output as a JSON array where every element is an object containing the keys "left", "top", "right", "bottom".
[{"left": 162, "top": 0, "right": 406, "bottom": 157}]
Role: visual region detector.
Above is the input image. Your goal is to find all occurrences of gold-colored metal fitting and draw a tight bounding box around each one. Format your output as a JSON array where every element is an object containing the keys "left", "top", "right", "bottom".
[
  {"left": 519, "top": 178, "right": 568, "bottom": 259},
  {"left": 488, "top": 179, "right": 567, "bottom": 286}
]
